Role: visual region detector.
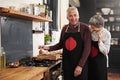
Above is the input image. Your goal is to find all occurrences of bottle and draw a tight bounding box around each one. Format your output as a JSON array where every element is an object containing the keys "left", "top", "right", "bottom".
[
  {"left": 33, "top": 4, "right": 40, "bottom": 15},
  {"left": 49, "top": 10, "right": 52, "bottom": 19},
  {"left": 45, "top": 5, "right": 49, "bottom": 17},
  {"left": 0, "top": 47, "right": 4, "bottom": 69},
  {"left": 0, "top": 50, "right": 2, "bottom": 70},
  {"left": 2, "top": 52, "right": 6, "bottom": 68},
  {"left": 43, "top": 0, "right": 47, "bottom": 4},
  {"left": 112, "top": 25, "right": 115, "bottom": 31},
  {"left": 0, "top": 47, "right": 6, "bottom": 69},
  {"left": 37, "top": 3, "right": 46, "bottom": 17},
  {"left": 107, "top": 26, "right": 111, "bottom": 31}
]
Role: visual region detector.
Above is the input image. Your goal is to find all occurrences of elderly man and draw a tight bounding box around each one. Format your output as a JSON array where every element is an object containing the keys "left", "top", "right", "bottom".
[
  {"left": 88, "top": 14, "right": 111, "bottom": 80},
  {"left": 39, "top": 6, "right": 91, "bottom": 80}
]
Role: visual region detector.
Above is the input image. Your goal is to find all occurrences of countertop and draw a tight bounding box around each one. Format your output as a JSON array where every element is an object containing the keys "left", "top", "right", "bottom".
[{"left": 0, "top": 66, "right": 48, "bottom": 80}]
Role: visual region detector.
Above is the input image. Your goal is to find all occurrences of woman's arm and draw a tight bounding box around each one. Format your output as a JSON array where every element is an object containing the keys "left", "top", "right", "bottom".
[{"left": 98, "top": 30, "right": 111, "bottom": 55}]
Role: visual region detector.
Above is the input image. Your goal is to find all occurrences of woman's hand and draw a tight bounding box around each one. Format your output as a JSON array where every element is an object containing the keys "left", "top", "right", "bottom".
[
  {"left": 74, "top": 66, "right": 82, "bottom": 77},
  {"left": 38, "top": 45, "right": 50, "bottom": 50},
  {"left": 89, "top": 25, "right": 93, "bottom": 32},
  {"left": 98, "top": 31, "right": 102, "bottom": 43}
]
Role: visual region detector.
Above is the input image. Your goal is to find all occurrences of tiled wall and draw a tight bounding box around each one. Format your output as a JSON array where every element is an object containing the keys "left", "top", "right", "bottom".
[{"left": 1, "top": 17, "right": 33, "bottom": 63}]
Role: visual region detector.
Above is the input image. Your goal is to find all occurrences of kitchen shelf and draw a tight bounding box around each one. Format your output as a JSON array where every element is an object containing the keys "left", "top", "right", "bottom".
[
  {"left": 32, "top": 30, "right": 43, "bottom": 33},
  {"left": 96, "top": 0, "right": 120, "bottom": 3},
  {"left": 105, "top": 22, "right": 120, "bottom": 24},
  {"left": 111, "top": 45, "right": 120, "bottom": 48},
  {"left": 0, "top": 7, "right": 52, "bottom": 22}
]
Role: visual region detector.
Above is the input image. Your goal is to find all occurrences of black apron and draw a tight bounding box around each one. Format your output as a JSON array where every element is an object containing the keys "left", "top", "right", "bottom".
[
  {"left": 88, "top": 40, "right": 107, "bottom": 80},
  {"left": 62, "top": 23, "right": 88, "bottom": 80}
]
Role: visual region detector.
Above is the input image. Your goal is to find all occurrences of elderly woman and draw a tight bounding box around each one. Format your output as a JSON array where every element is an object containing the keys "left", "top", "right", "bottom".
[{"left": 88, "top": 14, "right": 111, "bottom": 80}]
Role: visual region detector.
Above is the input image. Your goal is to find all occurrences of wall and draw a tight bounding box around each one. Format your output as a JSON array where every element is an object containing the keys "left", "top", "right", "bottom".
[
  {"left": 32, "top": 22, "right": 44, "bottom": 57},
  {"left": 78, "top": 0, "right": 96, "bottom": 24},
  {"left": 0, "top": 0, "right": 43, "bottom": 10},
  {"left": 49, "top": 0, "right": 69, "bottom": 46},
  {"left": 60, "top": 0, "right": 69, "bottom": 29}
]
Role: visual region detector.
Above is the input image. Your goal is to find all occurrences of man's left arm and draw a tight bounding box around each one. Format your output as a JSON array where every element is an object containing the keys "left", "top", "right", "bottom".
[{"left": 78, "top": 26, "right": 91, "bottom": 67}]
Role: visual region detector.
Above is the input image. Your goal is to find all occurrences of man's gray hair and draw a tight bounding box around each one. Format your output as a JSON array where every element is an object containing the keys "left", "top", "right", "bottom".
[
  {"left": 67, "top": 6, "right": 79, "bottom": 16},
  {"left": 89, "top": 14, "right": 105, "bottom": 28}
]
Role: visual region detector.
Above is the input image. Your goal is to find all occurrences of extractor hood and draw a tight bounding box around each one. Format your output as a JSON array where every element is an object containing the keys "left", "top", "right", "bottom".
[{"left": 69, "top": 0, "right": 80, "bottom": 7}]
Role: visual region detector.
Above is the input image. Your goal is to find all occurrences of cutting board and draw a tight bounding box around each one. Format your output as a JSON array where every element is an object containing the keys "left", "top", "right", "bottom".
[{"left": 37, "top": 53, "right": 61, "bottom": 60}]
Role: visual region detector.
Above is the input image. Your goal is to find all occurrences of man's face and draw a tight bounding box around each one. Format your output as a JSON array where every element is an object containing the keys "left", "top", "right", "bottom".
[
  {"left": 67, "top": 10, "right": 79, "bottom": 26},
  {"left": 91, "top": 25, "right": 103, "bottom": 32}
]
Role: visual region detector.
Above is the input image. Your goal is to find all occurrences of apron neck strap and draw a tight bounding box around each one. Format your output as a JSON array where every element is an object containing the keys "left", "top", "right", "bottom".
[{"left": 65, "top": 22, "right": 80, "bottom": 32}]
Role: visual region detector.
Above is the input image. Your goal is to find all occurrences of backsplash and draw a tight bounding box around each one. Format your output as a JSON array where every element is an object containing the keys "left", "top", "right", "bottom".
[{"left": 1, "top": 17, "right": 33, "bottom": 63}]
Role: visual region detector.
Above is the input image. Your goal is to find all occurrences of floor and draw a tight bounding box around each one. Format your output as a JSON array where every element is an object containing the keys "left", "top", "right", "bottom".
[{"left": 108, "top": 73, "right": 120, "bottom": 80}]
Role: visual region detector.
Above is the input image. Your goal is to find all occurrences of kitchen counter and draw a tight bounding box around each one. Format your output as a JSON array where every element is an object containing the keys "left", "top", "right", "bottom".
[{"left": 0, "top": 66, "right": 48, "bottom": 80}]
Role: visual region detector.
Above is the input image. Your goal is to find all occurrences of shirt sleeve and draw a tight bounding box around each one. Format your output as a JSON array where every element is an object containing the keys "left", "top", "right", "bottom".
[
  {"left": 49, "top": 26, "right": 66, "bottom": 51},
  {"left": 78, "top": 25, "right": 91, "bottom": 67},
  {"left": 98, "top": 31, "right": 111, "bottom": 55}
]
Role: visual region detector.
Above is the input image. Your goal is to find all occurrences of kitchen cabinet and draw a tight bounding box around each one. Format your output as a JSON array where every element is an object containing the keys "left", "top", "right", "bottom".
[
  {"left": 43, "top": 60, "right": 62, "bottom": 80},
  {"left": 96, "top": 0, "right": 120, "bottom": 73}
]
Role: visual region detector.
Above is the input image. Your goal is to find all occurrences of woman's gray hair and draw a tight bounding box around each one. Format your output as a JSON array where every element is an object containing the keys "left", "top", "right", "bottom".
[
  {"left": 67, "top": 6, "right": 79, "bottom": 16},
  {"left": 89, "top": 14, "right": 105, "bottom": 28}
]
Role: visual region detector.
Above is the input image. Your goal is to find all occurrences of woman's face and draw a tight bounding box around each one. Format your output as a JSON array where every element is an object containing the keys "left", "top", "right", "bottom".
[
  {"left": 67, "top": 10, "right": 79, "bottom": 26},
  {"left": 91, "top": 25, "right": 103, "bottom": 32}
]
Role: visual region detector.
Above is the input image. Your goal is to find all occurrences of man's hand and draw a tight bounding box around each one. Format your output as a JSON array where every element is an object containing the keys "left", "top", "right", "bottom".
[
  {"left": 74, "top": 66, "right": 82, "bottom": 77},
  {"left": 38, "top": 45, "right": 50, "bottom": 50}
]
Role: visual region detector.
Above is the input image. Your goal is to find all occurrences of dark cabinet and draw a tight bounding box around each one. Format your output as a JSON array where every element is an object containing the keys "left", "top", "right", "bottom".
[
  {"left": 109, "top": 46, "right": 120, "bottom": 72},
  {"left": 96, "top": 0, "right": 120, "bottom": 73}
]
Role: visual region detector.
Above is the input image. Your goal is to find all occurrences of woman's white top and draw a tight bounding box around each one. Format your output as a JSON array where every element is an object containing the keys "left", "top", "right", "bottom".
[{"left": 91, "top": 27, "right": 111, "bottom": 67}]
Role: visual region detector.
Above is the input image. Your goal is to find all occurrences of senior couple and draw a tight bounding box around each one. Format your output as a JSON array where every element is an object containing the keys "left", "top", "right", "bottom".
[{"left": 39, "top": 6, "right": 111, "bottom": 80}]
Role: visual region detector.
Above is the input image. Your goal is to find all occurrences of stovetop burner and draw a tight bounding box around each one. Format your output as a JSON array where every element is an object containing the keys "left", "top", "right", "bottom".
[{"left": 19, "top": 57, "right": 58, "bottom": 67}]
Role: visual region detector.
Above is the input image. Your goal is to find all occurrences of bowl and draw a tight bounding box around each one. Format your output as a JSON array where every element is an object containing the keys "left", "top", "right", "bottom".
[
  {"left": 116, "top": 17, "right": 120, "bottom": 22},
  {"left": 109, "top": 17, "right": 115, "bottom": 22},
  {"left": 8, "top": 61, "right": 20, "bottom": 68},
  {"left": 101, "top": 8, "right": 111, "bottom": 15}
]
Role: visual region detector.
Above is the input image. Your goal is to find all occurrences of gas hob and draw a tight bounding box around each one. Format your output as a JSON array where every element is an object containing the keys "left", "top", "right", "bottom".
[{"left": 19, "top": 57, "right": 60, "bottom": 67}]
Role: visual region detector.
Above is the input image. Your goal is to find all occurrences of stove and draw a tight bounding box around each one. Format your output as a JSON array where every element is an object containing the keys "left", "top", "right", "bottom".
[
  {"left": 19, "top": 57, "right": 62, "bottom": 80},
  {"left": 19, "top": 57, "right": 59, "bottom": 67}
]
